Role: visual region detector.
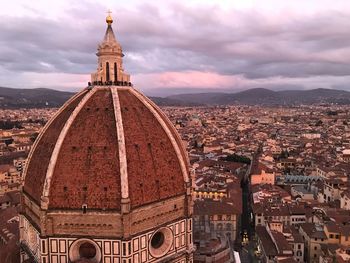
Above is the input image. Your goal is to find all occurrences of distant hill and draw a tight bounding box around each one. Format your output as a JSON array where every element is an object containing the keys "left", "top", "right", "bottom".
[
  {"left": 167, "top": 88, "right": 350, "bottom": 105},
  {"left": 0, "top": 87, "right": 74, "bottom": 108},
  {"left": 0, "top": 87, "right": 201, "bottom": 108},
  {"left": 1, "top": 86, "right": 350, "bottom": 108},
  {"left": 150, "top": 96, "right": 202, "bottom": 106}
]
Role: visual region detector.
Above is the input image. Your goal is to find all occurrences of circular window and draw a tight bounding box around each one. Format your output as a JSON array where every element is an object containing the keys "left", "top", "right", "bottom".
[
  {"left": 79, "top": 242, "right": 96, "bottom": 259},
  {"left": 149, "top": 227, "right": 173, "bottom": 258},
  {"left": 69, "top": 239, "right": 101, "bottom": 263},
  {"left": 151, "top": 232, "right": 165, "bottom": 249}
]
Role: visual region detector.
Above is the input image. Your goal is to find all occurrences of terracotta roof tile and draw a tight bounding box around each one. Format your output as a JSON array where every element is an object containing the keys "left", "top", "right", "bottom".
[
  {"left": 23, "top": 90, "right": 87, "bottom": 203},
  {"left": 119, "top": 90, "right": 186, "bottom": 208},
  {"left": 49, "top": 89, "right": 121, "bottom": 209},
  {"left": 23, "top": 87, "right": 188, "bottom": 211}
]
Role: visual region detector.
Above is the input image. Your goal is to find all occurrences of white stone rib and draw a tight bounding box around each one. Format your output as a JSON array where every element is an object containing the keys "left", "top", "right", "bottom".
[
  {"left": 111, "top": 87, "right": 129, "bottom": 199},
  {"left": 129, "top": 88, "right": 189, "bottom": 183},
  {"left": 23, "top": 89, "right": 89, "bottom": 181},
  {"left": 42, "top": 88, "right": 98, "bottom": 201}
]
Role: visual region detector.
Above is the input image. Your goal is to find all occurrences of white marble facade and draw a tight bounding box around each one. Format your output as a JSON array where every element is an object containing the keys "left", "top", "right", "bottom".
[{"left": 21, "top": 215, "right": 194, "bottom": 263}]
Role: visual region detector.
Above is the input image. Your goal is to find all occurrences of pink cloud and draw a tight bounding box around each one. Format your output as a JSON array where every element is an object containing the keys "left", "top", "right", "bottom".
[{"left": 133, "top": 71, "right": 243, "bottom": 89}]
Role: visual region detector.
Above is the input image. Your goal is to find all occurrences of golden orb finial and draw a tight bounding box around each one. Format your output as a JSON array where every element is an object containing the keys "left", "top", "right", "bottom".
[{"left": 106, "top": 10, "right": 113, "bottom": 25}]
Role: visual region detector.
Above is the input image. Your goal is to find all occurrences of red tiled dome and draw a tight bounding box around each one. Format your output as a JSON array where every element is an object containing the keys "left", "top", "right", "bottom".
[{"left": 23, "top": 86, "right": 189, "bottom": 211}]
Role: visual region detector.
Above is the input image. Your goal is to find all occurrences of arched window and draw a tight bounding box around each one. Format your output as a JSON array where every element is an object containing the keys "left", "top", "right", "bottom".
[
  {"left": 226, "top": 223, "right": 232, "bottom": 230},
  {"left": 106, "top": 62, "right": 110, "bottom": 81},
  {"left": 114, "top": 62, "right": 118, "bottom": 82}
]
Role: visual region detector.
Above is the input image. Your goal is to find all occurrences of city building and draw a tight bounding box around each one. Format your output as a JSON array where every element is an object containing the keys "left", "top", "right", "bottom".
[
  {"left": 194, "top": 199, "right": 240, "bottom": 243},
  {"left": 255, "top": 225, "right": 294, "bottom": 262},
  {"left": 299, "top": 223, "right": 327, "bottom": 262}
]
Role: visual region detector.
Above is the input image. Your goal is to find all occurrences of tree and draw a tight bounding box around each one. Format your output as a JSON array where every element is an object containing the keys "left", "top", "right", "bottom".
[{"left": 222, "top": 154, "right": 251, "bottom": 164}]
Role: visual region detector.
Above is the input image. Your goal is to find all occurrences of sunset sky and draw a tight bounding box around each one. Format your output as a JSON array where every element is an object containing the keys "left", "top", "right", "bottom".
[{"left": 1, "top": 0, "right": 350, "bottom": 94}]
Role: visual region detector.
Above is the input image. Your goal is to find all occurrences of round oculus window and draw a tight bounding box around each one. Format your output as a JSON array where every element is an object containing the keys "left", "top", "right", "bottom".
[
  {"left": 151, "top": 231, "right": 165, "bottom": 249},
  {"left": 69, "top": 239, "right": 101, "bottom": 263},
  {"left": 79, "top": 242, "right": 96, "bottom": 259},
  {"left": 149, "top": 227, "right": 173, "bottom": 258}
]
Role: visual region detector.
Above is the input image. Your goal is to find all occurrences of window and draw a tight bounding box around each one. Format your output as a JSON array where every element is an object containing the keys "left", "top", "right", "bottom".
[
  {"left": 314, "top": 246, "right": 317, "bottom": 250},
  {"left": 106, "top": 62, "right": 110, "bottom": 81},
  {"left": 151, "top": 232, "right": 165, "bottom": 249},
  {"left": 79, "top": 242, "right": 96, "bottom": 259},
  {"left": 42, "top": 240, "right": 46, "bottom": 253},
  {"left": 114, "top": 62, "right": 118, "bottom": 82},
  {"left": 82, "top": 204, "right": 87, "bottom": 214},
  {"left": 123, "top": 243, "right": 126, "bottom": 256},
  {"left": 149, "top": 228, "right": 173, "bottom": 258}
]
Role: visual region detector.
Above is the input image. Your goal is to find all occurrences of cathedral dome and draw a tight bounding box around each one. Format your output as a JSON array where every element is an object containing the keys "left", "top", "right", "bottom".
[
  {"left": 23, "top": 86, "right": 189, "bottom": 211},
  {"left": 20, "top": 13, "right": 193, "bottom": 263}
]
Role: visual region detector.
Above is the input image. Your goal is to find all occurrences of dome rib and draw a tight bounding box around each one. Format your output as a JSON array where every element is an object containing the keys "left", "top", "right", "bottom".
[
  {"left": 48, "top": 88, "right": 122, "bottom": 210},
  {"left": 111, "top": 87, "right": 129, "bottom": 200},
  {"left": 41, "top": 88, "right": 98, "bottom": 208}
]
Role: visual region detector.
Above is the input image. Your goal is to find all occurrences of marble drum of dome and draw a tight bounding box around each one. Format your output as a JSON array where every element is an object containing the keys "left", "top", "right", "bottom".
[{"left": 19, "top": 12, "right": 194, "bottom": 263}]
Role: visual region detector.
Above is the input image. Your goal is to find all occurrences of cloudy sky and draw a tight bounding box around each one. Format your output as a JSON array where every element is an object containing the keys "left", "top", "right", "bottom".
[{"left": 1, "top": 0, "right": 350, "bottom": 94}]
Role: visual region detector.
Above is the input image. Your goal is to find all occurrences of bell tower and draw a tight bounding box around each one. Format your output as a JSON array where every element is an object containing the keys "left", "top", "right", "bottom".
[{"left": 91, "top": 11, "right": 131, "bottom": 85}]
